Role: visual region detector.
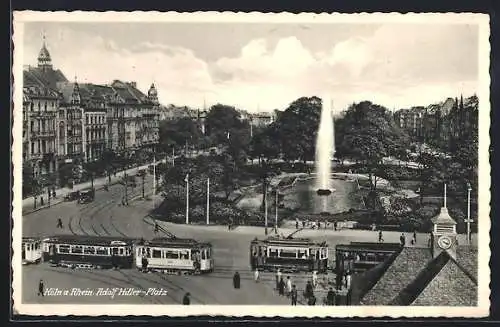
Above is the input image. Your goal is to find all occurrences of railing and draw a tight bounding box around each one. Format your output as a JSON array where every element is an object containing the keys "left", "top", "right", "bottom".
[
  {"left": 29, "top": 111, "right": 57, "bottom": 117},
  {"left": 30, "top": 131, "right": 56, "bottom": 138}
]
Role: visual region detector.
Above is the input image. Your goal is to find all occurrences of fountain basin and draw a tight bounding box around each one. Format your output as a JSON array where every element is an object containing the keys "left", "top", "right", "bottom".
[{"left": 316, "top": 189, "right": 333, "bottom": 196}]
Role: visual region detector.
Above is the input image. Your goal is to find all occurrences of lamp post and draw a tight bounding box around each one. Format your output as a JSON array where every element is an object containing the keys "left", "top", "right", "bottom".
[
  {"left": 264, "top": 182, "right": 268, "bottom": 236},
  {"left": 275, "top": 188, "right": 278, "bottom": 234},
  {"left": 465, "top": 182, "right": 473, "bottom": 245}
]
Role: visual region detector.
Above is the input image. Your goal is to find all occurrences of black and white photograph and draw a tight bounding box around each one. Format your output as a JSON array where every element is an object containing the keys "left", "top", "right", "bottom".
[{"left": 12, "top": 11, "right": 490, "bottom": 317}]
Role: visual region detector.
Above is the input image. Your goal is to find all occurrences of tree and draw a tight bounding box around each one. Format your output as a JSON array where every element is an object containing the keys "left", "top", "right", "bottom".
[
  {"left": 250, "top": 126, "right": 281, "bottom": 164},
  {"left": 336, "top": 101, "right": 408, "bottom": 190},
  {"left": 159, "top": 117, "right": 204, "bottom": 154},
  {"left": 274, "top": 96, "right": 322, "bottom": 164}
]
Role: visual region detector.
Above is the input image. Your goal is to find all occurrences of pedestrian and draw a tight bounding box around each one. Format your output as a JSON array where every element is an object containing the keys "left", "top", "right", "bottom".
[
  {"left": 141, "top": 256, "right": 149, "bottom": 273},
  {"left": 296, "top": 219, "right": 299, "bottom": 230},
  {"left": 278, "top": 277, "right": 285, "bottom": 296},
  {"left": 326, "top": 287, "right": 335, "bottom": 306},
  {"left": 378, "top": 230, "right": 384, "bottom": 243},
  {"left": 302, "top": 220, "right": 305, "bottom": 228},
  {"left": 400, "top": 233, "right": 406, "bottom": 246},
  {"left": 38, "top": 279, "right": 44, "bottom": 297},
  {"left": 182, "top": 292, "right": 190, "bottom": 305},
  {"left": 334, "top": 221, "right": 338, "bottom": 231},
  {"left": 304, "top": 280, "right": 313, "bottom": 299},
  {"left": 307, "top": 294, "right": 316, "bottom": 306},
  {"left": 413, "top": 230, "right": 417, "bottom": 243},
  {"left": 254, "top": 268, "right": 260, "bottom": 283},
  {"left": 56, "top": 218, "right": 63, "bottom": 229},
  {"left": 312, "top": 270, "right": 318, "bottom": 289},
  {"left": 154, "top": 222, "right": 159, "bottom": 234},
  {"left": 286, "top": 276, "right": 292, "bottom": 296},
  {"left": 346, "top": 272, "right": 352, "bottom": 290},
  {"left": 275, "top": 268, "right": 282, "bottom": 290},
  {"left": 233, "top": 272, "right": 241, "bottom": 289},
  {"left": 291, "top": 285, "right": 298, "bottom": 305},
  {"left": 40, "top": 197, "right": 44, "bottom": 206}
]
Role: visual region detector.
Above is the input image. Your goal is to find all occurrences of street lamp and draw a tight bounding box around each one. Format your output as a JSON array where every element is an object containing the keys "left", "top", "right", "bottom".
[{"left": 465, "top": 182, "right": 473, "bottom": 245}]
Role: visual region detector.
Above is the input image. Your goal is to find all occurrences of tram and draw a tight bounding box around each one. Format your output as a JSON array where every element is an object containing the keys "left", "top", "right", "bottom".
[
  {"left": 135, "top": 238, "right": 214, "bottom": 274},
  {"left": 22, "top": 237, "right": 43, "bottom": 264},
  {"left": 250, "top": 236, "right": 329, "bottom": 273},
  {"left": 42, "top": 235, "right": 135, "bottom": 269}
]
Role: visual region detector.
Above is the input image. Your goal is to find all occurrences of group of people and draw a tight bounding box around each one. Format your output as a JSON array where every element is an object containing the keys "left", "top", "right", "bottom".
[
  {"left": 295, "top": 219, "right": 339, "bottom": 231},
  {"left": 378, "top": 230, "right": 418, "bottom": 246}
]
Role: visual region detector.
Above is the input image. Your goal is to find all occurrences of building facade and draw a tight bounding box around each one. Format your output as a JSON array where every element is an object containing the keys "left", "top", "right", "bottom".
[
  {"left": 394, "top": 96, "right": 478, "bottom": 148},
  {"left": 22, "top": 38, "right": 161, "bottom": 187}
]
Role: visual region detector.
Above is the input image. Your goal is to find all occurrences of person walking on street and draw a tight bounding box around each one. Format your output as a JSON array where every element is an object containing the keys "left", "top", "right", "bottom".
[
  {"left": 307, "top": 294, "right": 317, "bottom": 306},
  {"left": 254, "top": 268, "right": 260, "bottom": 283},
  {"left": 378, "top": 230, "right": 384, "bottom": 243},
  {"left": 233, "top": 272, "right": 241, "bottom": 289},
  {"left": 286, "top": 276, "right": 292, "bottom": 296},
  {"left": 291, "top": 285, "right": 298, "bottom": 305},
  {"left": 413, "top": 230, "right": 417, "bottom": 244},
  {"left": 304, "top": 280, "right": 314, "bottom": 299},
  {"left": 38, "top": 279, "right": 44, "bottom": 297},
  {"left": 400, "top": 233, "right": 406, "bottom": 246},
  {"left": 312, "top": 271, "right": 318, "bottom": 289},
  {"left": 326, "top": 287, "right": 335, "bottom": 306},
  {"left": 154, "top": 222, "right": 159, "bottom": 234},
  {"left": 56, "top": 218, "right": 63, "bottom": 229},
  {"left": 278, "top": 277, "right": 285, "bottom": 296},
  {"left": 275, "top": 269, "right": 282, "bottom": 290},
  {"left": 182, "top": 292, "right": 191, "bottom": 305},
  {"left": 141, "top": 256, "right": 149, "bottom": 273}
]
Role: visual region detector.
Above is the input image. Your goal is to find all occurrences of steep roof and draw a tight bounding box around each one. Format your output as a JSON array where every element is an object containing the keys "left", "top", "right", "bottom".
[
  {"left": 361, "top": 247, "right": 433, "bottom": 305},
  {"left": 431, "top": 207, "right": 457, "bottom": 225},
  {"left": 361, "top": 245, "right": 478, "bottom": 306},
  {"left": 411, "top": 256, "right": 477, "bottom": 306},
  {"left": 23, "top": 66, "right": 68, "bottom": 90}
]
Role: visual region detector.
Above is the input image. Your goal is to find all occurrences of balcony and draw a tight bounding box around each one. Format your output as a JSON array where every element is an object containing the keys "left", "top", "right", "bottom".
[
  {"left": 29, "top": 111, "right": 56, "bottom": 118},
  {"left": 30, "top": 130, "right": 56, "bottom": 139}
]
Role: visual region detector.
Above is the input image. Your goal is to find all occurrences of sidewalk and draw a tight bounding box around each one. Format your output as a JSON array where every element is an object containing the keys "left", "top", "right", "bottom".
[{"left": 21, "top": 160, "right": 165, "bottom": 215}]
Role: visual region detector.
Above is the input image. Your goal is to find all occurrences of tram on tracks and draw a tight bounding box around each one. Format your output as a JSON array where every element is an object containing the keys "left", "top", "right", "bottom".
[
  {"left": 22, "top": 237, "right": 43, "bottom": 265},
  {"left": 250, "top": 236, "right": 329, "bottom": 273},
  {"left": 41, "top": 235, "right": 135, "bottom": 269},
  {"left": 135, "top": 237, "right": 214, "bottom": 275},
  {"left": 28, "top": 234, "right": 214, "bottom": 274}
]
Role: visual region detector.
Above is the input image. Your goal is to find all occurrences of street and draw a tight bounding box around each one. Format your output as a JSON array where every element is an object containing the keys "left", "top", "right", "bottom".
[{"left": 21, "top": 172, "right": 477, "bottom": 305}]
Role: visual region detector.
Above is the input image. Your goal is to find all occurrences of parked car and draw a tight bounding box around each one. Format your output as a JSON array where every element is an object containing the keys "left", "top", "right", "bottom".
[
  {"left": 64, "top": 191, "right": 80, "bottom": 202},
  {"left": 78, "top": 189, "right": 95, "bottom": 204}
]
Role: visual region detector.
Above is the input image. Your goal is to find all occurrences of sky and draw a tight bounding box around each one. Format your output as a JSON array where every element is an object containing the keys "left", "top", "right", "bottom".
[{"left": 22, "top": 22, "right": 479, "bottom": 113}]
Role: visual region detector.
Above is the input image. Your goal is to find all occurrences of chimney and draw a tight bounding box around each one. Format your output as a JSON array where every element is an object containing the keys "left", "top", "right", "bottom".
[{"left": 128, "top": 81, "right": 137, "bottom": 88}]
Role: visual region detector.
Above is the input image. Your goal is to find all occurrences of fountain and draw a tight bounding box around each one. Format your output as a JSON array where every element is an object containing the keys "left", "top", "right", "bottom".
[{"left": 315, "top": 97, "right": 335, "bottom": 196}]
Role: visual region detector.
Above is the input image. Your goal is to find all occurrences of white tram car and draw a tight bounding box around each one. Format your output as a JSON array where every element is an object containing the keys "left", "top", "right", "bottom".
[
  {"left": 22, "top": 237, "right": 43, "bottom": 264},
  {"left": 135, "top": 238, "right": 214, "bottom": 274}
]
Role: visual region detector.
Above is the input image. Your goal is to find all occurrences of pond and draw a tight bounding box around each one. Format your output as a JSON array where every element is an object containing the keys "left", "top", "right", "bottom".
[{"left": 237, "top": 176, "right": 365, "bottom": 215}]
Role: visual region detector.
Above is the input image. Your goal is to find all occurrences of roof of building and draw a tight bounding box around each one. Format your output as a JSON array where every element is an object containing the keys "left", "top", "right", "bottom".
[
  {"left": 410, "top": 255, "right": 477, "bottom": 306},
  {"left": 361, "top": 247, "right": 433, "bottom": 305},
  {"left": 23, "top": 66, "right": 68, "bottom": 91},
  {"left": 431, "top": 207, "right": 457, "bottom": 225},
  {"left": 360, "top": 245, "right": 478, "bottom": 306}
]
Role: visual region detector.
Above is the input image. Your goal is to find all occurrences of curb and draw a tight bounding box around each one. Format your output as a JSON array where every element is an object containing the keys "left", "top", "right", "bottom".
[{"left": 22, "top": 180, "right": 123, "bottom": 216}]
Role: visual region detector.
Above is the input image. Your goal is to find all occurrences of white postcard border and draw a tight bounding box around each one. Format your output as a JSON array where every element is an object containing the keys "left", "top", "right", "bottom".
[{"left": 12, "top": 11, "right": 491, "bottom": 318}]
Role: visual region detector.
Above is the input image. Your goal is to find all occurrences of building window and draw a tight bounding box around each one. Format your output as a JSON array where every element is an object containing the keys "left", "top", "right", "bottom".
[
  {"left": 30, "top": 121, "right": 34, "bottom": 133},
  {"left": 31, "top": 142, "right": 34, "bottom": 154},
  {"left": 30, "top": 103, "right": 34, "bottom": 111},
  {"left": 44, "top": 102, "right": 47, "bottom": 111}
]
